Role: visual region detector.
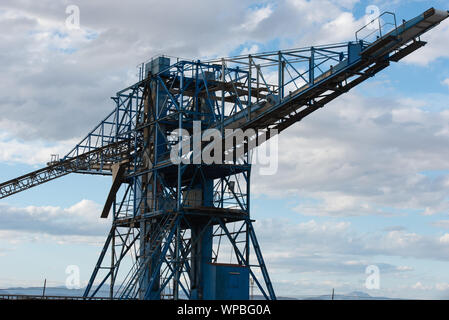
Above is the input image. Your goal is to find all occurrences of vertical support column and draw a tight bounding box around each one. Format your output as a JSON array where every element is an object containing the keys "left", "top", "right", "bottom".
[
  {"left": 278, "top": 52, "right": 284, "bottom": 99},
  {"left": 139, "top": 71, "right": 150, "bottom": 300},
  {"left": 248, "top": 221, "right": 276, "bottom": 300},
  {"left": 190, "top": 224, "right": 213, "bottom": 299},
  {"left": 174, "top": 62, "right": 184, "bottom": 299},
  {"left": 173, "top": 225, "right": 180, "bottom": 300},
  {"left": 248, "top": 55, "right": 252, "bottom": 121},
  {"left": 378, "top": 17, "right": 382, "bottom": 38},
  {"left": 221, "top": 58, "right": 225, "bottom": 137},
  {"left": 153, "top": 80, "right": 159, "bottom": 210},
  {"left": 245, "top": 169, "right": 251, "bottom": 271},
  {"left": 256, "top": 65, "right": 260, "bottom": 104},
  {"left": 309, "top": 47, "right": 315, "bottom": 85},
  {"left": 110, "top": 200, "right": 116, "bottom": 299},
  {"left": 177, "top": 65, "right": 184, "bottom": 210},
  {"left": 190, "top": 179, "right": 214, "bottom": 299},
  {"left": 139, "top": 57, "right": 172, "bottom": 300}
]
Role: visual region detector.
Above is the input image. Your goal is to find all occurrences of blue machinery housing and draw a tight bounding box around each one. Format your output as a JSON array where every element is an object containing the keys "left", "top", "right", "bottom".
[{"left": 0, "top": 8, "right": 448, "bottom": 300}]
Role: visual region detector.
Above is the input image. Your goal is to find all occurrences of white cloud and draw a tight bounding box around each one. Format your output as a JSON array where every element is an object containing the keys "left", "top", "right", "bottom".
[
  {"left": 403, "top": 19, "right": 449, "bottom": 66},
  {"left": 436, "top": 282, "right": 449, "bottom": 291},
  {"left": 240, "top": 5, "right": 273, "bottom": 32},
  {"left": 343, "top": 260, "right": 368, "bottom": 266},
  {"left": 432, "top": 220, "right": 449, "bottom": 229},
  {"left": 0, "top": 229, "right": 105, "bottom": 247},
  {"left": 310, "top": 11, "right": 363, "bottom": 44},
  {"left": 252, "top": 90, "right": 449, "bottom": 217},
  {"left": 0, "top": 199, "right": 109, "bottom": 236},
  {"left": 0, "top": 131, "right": 78, "bottom": 165},
  {"left": 412, "top": 281, "right": 432, "bottom": 290},
  {"left": 240, "top": 44, "right": 260, "bottom": 56},
  {"left": 443, "top": 79, "right": 449, "bottom": 88},
  {"left": 396, "top": 266, "right": 413, "bottom": 272},
  {"left": 255, "top": 218, "right": 449, "bottom": 267},
  {"left": 248, "top": 217, "right": 449, "bottom": 297},
  {"left": 439, "top": 233, "right": 449, "bottom": 244},
  {"left": 0, "top": 0, "right": 367, "bottom": 145}
]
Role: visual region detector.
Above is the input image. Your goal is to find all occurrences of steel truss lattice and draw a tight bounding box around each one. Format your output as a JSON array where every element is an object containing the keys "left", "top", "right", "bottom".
[{"left": 0, "top": 7, "right": 447, "bottom": 301}]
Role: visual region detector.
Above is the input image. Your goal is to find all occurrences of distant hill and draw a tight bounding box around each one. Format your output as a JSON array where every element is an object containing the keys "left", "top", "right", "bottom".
[
  {"left": 0, "top": 287, "right": 396, "bottom": 300},
  {"left": 303, "top": 291, "right": 397, "bottom": 300},
  {"left": 0, "top": 286, "right": 109, "bottom": 298},
  {"left": 252, "top": 295, "right": 298, "bottom": 300}
]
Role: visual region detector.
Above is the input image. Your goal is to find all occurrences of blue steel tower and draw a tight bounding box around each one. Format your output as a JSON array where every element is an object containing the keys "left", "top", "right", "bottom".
[
  {"left": 82, "top": 56, "right": 277, "bottom": 300},
  {"left": 0, "top": 8, "right": 447, "bottom": 300}
]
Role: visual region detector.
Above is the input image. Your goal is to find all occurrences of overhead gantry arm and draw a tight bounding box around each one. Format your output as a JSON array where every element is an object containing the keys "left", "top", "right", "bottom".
[{"left": 0, "top": 140, "right": 130, "bottom": 199}]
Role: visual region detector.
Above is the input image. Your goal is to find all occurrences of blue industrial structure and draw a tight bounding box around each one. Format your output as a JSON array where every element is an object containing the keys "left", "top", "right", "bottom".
[{"left": 0, "top": 8, "right": 448, "bottom": 300}]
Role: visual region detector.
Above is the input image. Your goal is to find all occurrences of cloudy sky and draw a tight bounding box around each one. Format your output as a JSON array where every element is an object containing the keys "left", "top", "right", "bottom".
[{"left": 1, "top": 0, "right": 449, "bottom": 299}]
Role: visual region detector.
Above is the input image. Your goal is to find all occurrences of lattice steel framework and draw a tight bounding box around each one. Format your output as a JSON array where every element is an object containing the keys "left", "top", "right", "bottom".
[{"left": 0, "top": 7, "right": 447, "bottom": 300}]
